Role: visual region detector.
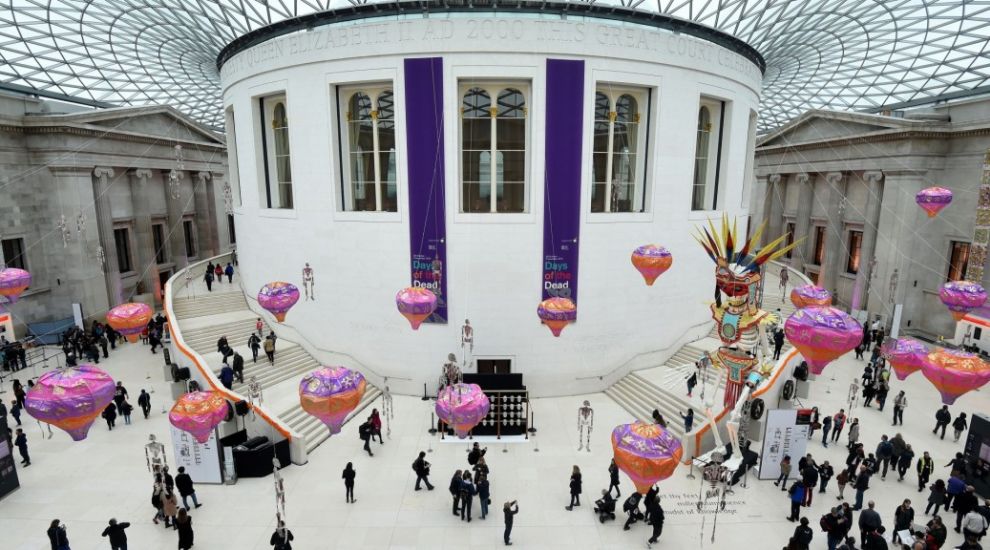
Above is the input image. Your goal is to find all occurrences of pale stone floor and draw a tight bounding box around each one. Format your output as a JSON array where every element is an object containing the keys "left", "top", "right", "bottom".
[{"left": 0, "top": 334, "right": 986, "bottom": 549}]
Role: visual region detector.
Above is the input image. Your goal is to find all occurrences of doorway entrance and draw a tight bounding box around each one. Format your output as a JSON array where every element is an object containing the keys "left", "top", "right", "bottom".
[{"left": 477, "top": 358, "right": 512, "bottom": 375}]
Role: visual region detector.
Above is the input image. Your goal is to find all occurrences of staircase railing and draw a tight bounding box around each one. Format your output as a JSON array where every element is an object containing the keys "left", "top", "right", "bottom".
[{"left": 164, "top": 252, "right": 308, "bottom": 465}]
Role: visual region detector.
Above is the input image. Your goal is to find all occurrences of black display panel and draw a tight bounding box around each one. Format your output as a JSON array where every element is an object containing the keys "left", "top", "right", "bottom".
[{"left": 0, "top": 415, "right": 20, "bottom": 500}]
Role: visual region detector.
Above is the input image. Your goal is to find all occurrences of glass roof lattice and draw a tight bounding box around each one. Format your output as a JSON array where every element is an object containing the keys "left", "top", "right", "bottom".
[{"left": 0, "top": 0, "right": 988, "bottom": 131}]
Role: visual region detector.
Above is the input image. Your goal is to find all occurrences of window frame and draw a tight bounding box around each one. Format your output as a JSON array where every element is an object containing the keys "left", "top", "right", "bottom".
[
  {"left": 846, "top": 229, "right": 863, "bottom": 275},
  {"left": 691, "top": 96, "right": 728, "bottom": 212},
  {"left": 227, "top": 214, "right": 236, "bottom": 245},
  {"left": 947, "top": 240, "right": 971, "bottom": 282},
  {"left": 1, "top": 237, "right": 28, "bottom": 270},
  {"left": 784, "top": 222, "right": 796, "bottom": 259},
  {"left": 151, "top": 222, "right": 168, "bottom": 265},
  {"left": 224, "top": 106, "right": 242, "bottom": 208},
  {"left": 182, "top": 219, "right": 197, "bottom": 259},
  {"left": 812, "top": 225, "right": 826, "bottom": 266},
  {"left": 257, "top": 93, "right": 294, "bottom": 210},
  {"left": 458, "top": 80, "right": 531, "bottom": 215},
  {"left": 336, "top": 83, "right": 398, "bottom": 213},
  {"left": 590, "top": 84, "right": 651, "bottom": 214},
  {"left": 113, "top": 225, "right": 134, "bottom": 274}
]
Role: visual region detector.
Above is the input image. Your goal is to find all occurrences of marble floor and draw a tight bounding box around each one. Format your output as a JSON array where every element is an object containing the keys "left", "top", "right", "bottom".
[{"left": 0, "top": 333, "right": 986, "bottom": 549}]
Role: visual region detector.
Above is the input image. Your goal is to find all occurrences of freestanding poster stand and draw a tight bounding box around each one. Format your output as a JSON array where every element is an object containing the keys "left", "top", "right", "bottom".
[
  {"left": 169, "top": 424, "right": 223, "bottom": 484},
  {"left": 0, "top": 415, "right": 20, "bottom": 500}
]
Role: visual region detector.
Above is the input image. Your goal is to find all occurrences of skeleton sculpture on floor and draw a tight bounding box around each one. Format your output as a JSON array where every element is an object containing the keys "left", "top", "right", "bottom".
[
  {"left": 302, "top": 262, "right": 315, "bottom": 301},
  {"left": 577, "top": 400, "right": 594, "bottom": 452},
  {"left": 696, "top": 217, "right": 798, "bottom": 455},
  {"left": 461, "top": 319, "right": 474, "bottom": 353},
  {"left": 145, "top": 434, "right": 168, "bottom": 478}
]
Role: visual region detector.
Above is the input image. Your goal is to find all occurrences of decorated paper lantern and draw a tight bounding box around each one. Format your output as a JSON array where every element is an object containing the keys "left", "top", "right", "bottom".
[
  {"left": 939, "top": 281, "right": 987, "bottom": 321},
  {"left": 0, "top": 267, "right": 31, "bottom": 304},
  {"left": 537, "top": 297, "right": 576, "bottom": 337},
  {"left": 880, "top": 337, "right": 929, "bottom": 381},
  {"left": 299, "top": 366, "right": 367, "bottom": 435},
  {"left": 630, "top": 245, "right": 673, "bottom": 286},
  {"left": 916, "top": 186, "right": 953, "bottom": 218},
  {"left": 435, "top": 383, "right": 490, "bottom": 439},
  {"left": 784, "top": 306, "right": 861, "bottom": 375},
  {"left": 789, "top": 284, "right": 832, "bottom": 309},
  {"left": 921, "top": 349, "right": 990, "bottom": 405},
  {"left": 105, "top": 302, "right": 154, "bottom": 343},
  {"left": 258, "top": 281, "right": 300, "bottom": 323},
  {"left": 611, "top": 422, "right": 683, "bottom": 494},
  {"left": 396, "top": 287, "right": 437, "bottom": 330},
  {"left": 168, "top": 391, "right": 229, "bottom": 443},
  {"left": 23, "top": 364, "right": 115, "bottom": 441}
]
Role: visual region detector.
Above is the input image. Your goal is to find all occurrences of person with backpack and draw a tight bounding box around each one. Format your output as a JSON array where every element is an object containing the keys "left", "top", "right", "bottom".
[
  {"left": 953, "top": 413, "right": 969, "bottom": 442},
  {"left": 876, "top": 435, "right": 894, "bottom": 480},
  {"left": 934, "top": 406, "right": 952, "bottom": 439},
  {"left": 358, "top": 419, "right": 373, "bottom": 457},
  {"left": 412, "top": 451, "right": 434, "bottom": 491},
  {"left": 203, "top": 268, "right": 214, "bottom": 292},
  {"left": 224, "top": 262, "right": 234, "bottom": 283},
  {"left": 792, "top": 517, "right": 814, "bottom": 549},
  {"left": 248, "top": 333, "right": 261, "bottom": 363},
  {"left": 822, "top": 506, "right": 848, "bottom": 550},
  {"left": 788, "top": 481, "right": 806, "bottom": 522}
]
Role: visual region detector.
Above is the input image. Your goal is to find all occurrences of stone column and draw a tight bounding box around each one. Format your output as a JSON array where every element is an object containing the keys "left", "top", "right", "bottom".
[
  {"left": 49, "top": 166, "right": 109, "bottom": 316},
  {"left": 92, "top": 167, "right": 122, "bottom": 306},
  {"left": 821, "top": 172, "right": 847, "bottom": 293},
  {"left": 790, "top": 173, "right": 813, "bottom": 271},
  {"left": 192, "top": 171, "right": 218, "bottom": 258},
  {"left": 202, "top": 171, "right": 221, "bottom": 255},
  {"left": 129, "top": 169, "right": 156, "bottom": 297},
  {"left": 851, "top": 171, "right": 884, "bottom": 312},
  {"left": 875, "top": 170, "right": 928, "bottom": 334},
  {"left": 766, "top": 174, "right": 786, "bottom": 238},
  {"left": 164, "top": 169, "right": 189, "bottom": 269}
]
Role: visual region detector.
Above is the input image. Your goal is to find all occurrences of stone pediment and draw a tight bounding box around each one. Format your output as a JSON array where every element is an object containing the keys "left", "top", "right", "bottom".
[
  {"left": 759, "top": 110, "right": 911, "bottom": 147},
  {"left": 27, "top": 105, "right": 224, "bottom": 145}
]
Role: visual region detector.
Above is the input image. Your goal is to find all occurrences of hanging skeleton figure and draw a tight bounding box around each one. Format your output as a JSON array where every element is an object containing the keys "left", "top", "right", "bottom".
[
  {"left": 577, "top": 400, "right": 594, "bottom": 452},
  {"left": 145, "top": 434, "right": 168, "bottom": 479},
  {"left": 441, "top": 353, "right": 462, "bottom": 390},
  {"left": 381, "top": 385, "right": 394, "bottom": 438},
  {"left": 247, "top": 376, "right": 264, "bottom": 419},
  {"left": 302, "top": 263, "right": 315, "bottom": 301},
  {"left": 696, "top": 217, "right": 799, "bottom": 456},
  {"left": 272, "top": 457, "right": 287, "bottom": 535},
  {"left": 461, "top": 319, "right": 474, "bottom": 354},
  {"left": 696, "top": 450, "right": 731, "bottom": 545}
]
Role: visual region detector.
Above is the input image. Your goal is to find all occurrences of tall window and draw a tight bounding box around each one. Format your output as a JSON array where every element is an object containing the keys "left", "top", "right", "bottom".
[
  {"left": 692, "top": 98, "right": 726, "bottom": 211},
  {"left": 114, "top": 227, "right": 132, "bottom": 273},
  {"left": 947, "top": 241, "right": 971, "bottom": 282},
  {"left": 224, "top": 107, "right": 241, "bottom": 207},
  {"left": 813, "top": 226, "right": 826, "bottom": 266},
  {"left": 258, "top": 95, "right": 293, "bottom": 209},
  {"left": 183, "top": 220, "right": 196, "bottom": 258},
  {"left": 461, "top": 84, "right": 527, "bottom": 213},
  {"left": 152, "top": 224, "right": 167, "bottom": 264},
  {"left": 785, "top": 222, "right": 795, "bottom": 258},
  {"left": 227, "top": 214, "right": 236, "bottom": 244},
  {"left": 592, "top": 87, "right": 648, "bottom": 213},
  {"left": 1, "top": 237, "right": 27, "bottom": 270},
  {"left": 339, "top": 86, "right": 396, "bottom": 212},
  {"left": 847, "top": 230, "right": 863, "bottom": 274}
]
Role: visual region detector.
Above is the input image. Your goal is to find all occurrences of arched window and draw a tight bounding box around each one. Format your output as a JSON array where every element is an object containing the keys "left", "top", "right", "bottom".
[
  {"left": 461, "top": 84, "right": 528, "bottom": 213},
  {"left": 257, "top": 94, "right": 293, "bottom": 209},
  {"left": 692, "top": 98, "right": 725, "bottom": 211},
  {"left": 339, "top": 84, "right": 397, "bottom": 212},
  {"left": 592, "top": 87, "right": 648, "bottom": 213}
]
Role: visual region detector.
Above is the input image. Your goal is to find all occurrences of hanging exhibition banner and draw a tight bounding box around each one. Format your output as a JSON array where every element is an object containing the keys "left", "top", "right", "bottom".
[
  {"left": 169, "top": 423, "right": 223, "bottom": 484},
  {"left": 404, "top": 57, "right": 448, "bottom": 324},
  {"left": 757, "top": 408, "right": 810, "bottom": 480},
  {"left": 542, "top": 59, "right": 585, "bottom": 306}
]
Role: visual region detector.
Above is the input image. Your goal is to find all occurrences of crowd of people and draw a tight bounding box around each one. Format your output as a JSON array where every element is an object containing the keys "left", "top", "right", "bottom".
[{"left": 202, "top": 261, "right": 235, "bottom": 292}]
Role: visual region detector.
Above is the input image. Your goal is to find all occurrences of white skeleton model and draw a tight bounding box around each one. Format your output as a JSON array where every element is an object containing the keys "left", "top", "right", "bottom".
[
  {"left": 577, "top": 400, "right": 594, "bottom": 452},
  {"left": 145, "top": 434, "right": 168, "bottom": 478},
  {"left": 461, "top": 319, "right": 474, "bottom": 353},
  {"left": 302, "top": 263, "right": 315, "bottom": 301},
  {"left": 273, "top": 458, "right": 287, "bottom": 529},
  {"left": 848, "top": 378, "right": 860, "bottom": 410},
  {"left": 703, "top": 323, "right": 770, "bottom": 456},
  {"left": 381, "top": 385, "right": 394, "bottom": 438},
  {"left": 248, "top": 376, "right": 264, "bottom": 414},
  {"left": 442, "top": 353, "right": 462, "bottom": 387}
]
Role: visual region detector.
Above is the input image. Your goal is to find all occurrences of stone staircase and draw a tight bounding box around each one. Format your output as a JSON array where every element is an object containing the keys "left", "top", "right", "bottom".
[
  {"left": 172, "top": 286, "right": 380, "bottom": 456},
  {"left": 605, "top": 373, "right": 692, "bottom": 441}
]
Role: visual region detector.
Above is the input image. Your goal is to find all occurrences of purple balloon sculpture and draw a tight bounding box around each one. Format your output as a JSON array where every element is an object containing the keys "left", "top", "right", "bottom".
[
  {"left": 0, "top": 267, "right": 31, "bottom": 304},
  {"left": 939, "top": 281, "right": 987, "bottom": 321},
  {"left": 784, "top": 306, "right": 862, "bottom": 375},
  {"left": 916, "top": 186, "right": 953, "bottom": 217},
  {"left": 24, "top": 364, "right": 116, "bottom": 441},
  {"left": 299, "top": 366, "right": 367, "bottom": 436},
  {"left": 435, "top": 383, "right": 490, "bottom": 439},
  {"left": 258, "top": 281, "right": 300, "bottom": 322}
]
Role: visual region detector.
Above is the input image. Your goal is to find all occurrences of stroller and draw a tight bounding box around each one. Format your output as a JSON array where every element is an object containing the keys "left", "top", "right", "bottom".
[
  {"left": 622, "top": 493, "right": 645, "bottom": 529},
  {"left": 593, "top": 492, "right": 617, "bottom": 523}
]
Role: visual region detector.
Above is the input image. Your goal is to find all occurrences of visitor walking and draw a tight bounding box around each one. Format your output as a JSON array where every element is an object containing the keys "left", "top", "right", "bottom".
[
  {"left": 370, "top": 408, "right": 383, "bottom": 444},
  {"left": 773, "top": 328, "right": 786, "bottom": 361},
  {"left": 858, "top": 501, "right": 882, "bottom": 544},
  {"left": 359, "top": 419, "right": 373, "bottom": 457},
  {"left": 788, "top": 481, "right": 806, "bottom": 521},
  {"left": 102, "top": 403, "right": 117, "bottom": 430},
  {"left": 478, "top": 474, "right": 491, "bottom": 519},
  {"left": 831, "top": 410, "right": 847, "bottom": 443},
  {"left": 821, "top": 414, "right": 832, "bottom": 448},
  {"left": 47, "top": 519, "right": 70, "bottom": 550},
  {"left": 835, "top": 469, "right": 849, "bottom": 501},
  {"left": 565, "top": 465, "right": 582, "bottom": 510},
  {"left": 503, "top": 501, "right": 518, "bottom": 546},
  {"left": 952, "top": 412, "right": 968, "bottom": 442},
  {"left": 897, "top": 444, "right": 915, "bottom": 481},
  {"left": 775, "top": 455, "right": 792, "bottom": 489},
  {"left": 248, "top": 333, "right": 261, "bottom": 363},
  {"left": 224, "top": 263, "right": 234, "bottom": 283},
  {"left": 138, "top": 390, "right": 151, "bottom": 419},
  {"left": 853, "top": 466, "right": 871, "bottom": 511},
  {"left": 792, "top": 517, "right": 814, "bottom": 549},
  {"left": 917, "top": 451, "right": 934, "bottom": 492},
  {"left": 646, "top": 496, "right": 665, "bottom": 548},
  {"left": 101, "top": 518, "right": 130, "bottom": 550},
  {"left": 232, "top": 352, "right": 244, "bottom": 384},
  {"left": 264, "top": 336, "right": 275, "bottom": 365},
  {"left": 686, "top": 369, "right": 698, "bottom": 397},
  {"left": 204, "top": 269, "right": 214, "bottom": 292},
  {"left": 934, "top": 405, "right": 951, "bottom": 439},
  {"left": 175, "top": 467, "right": 202, "bottom": 509},
  {"left": 926, "top": 479, "right": 946, "bottom": 515},
  {"left": 681, "top": 408, "right": 694, "bottom": 433},
  {"left": 412, "top": 451, "right": 434, "bottom": 491},
  {"left": 847, "top": 419, "right": 860, "bottom": 450},
  {"left": 120, "top": 399, "right": 133, "bottom": 425},
  {"left": 15, "top": 428, "right": 29, "bottom": 466},
  {"left": 175, "top": 509, "right": 193, "bottom": 550},
  {"left": 608, "top": 458, "right": 621, "bottom": 498},
  {"left": 342, "top": 462, "right": 355, "bottom": 503},
  {"left": 892, "top": 390, "right": 907, "bottom": 426},
  {"left": 952, "top": 485, "right": 978, "bottom": 534}
]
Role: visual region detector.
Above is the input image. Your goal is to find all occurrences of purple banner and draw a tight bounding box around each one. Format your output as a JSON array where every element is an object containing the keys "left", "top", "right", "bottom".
[
  {"left": 542, "top": 59, "right": 585, "bottom": 306},
  {"left": 404, "top": 57, "right": 448, "bottom": 323}
]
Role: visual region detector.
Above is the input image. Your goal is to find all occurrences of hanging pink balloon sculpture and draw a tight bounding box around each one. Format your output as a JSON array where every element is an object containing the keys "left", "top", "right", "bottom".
[
  {"left": 789, "top": 285, "right": 832, "bottom": 309},
  {"left": 916, "top": 186, "right": 953, "bottom": 218},
  {"left": 435, "top": 383, "right": 490, "bottom": 439},
  {"left": 23, "top": 364, "right": 115, "bottom": 441},
  {"left": 611, "top": 422, "right": 683, "bottom": 494},
  {"left": 299, "top": 366, "right": 367, "bottom": 436},
  {"left": 880, "top": 337, "right": 929, "bottom": 381},
  {"left": 396, "top": 287, "right": 437, "bottom": 330},
  {"left": 939, "top": 281, "right": 987, "bottom": 321},
  {"left": 537, "top": 297, "right": 577, "bottom": 337},
  {"left": 106, "top": 302, "right": 154, "bottom": 343},
  {"left": 169, "top": 391, "right": 229, "bottom": 443},
  {"left": 0, "top": 267, "right": 31, "bottom": 304},
  {"left": 784, "top": 306, "right": 861, "bottom": 375},
  {"left": 630, "top": 245, "right": 673, "bottom": 286},
  {"left": 921, "top": 349, "right": 990, "bottom": 405},
  {"left": 258, "top": 282, "right": 300, "bottom": 322}
]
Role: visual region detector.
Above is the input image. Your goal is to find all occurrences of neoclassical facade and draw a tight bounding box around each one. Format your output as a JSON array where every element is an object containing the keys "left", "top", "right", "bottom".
[
  {"left": 749, "top": 98, "right": 990, "bottom": 339},
  {"left": 0, "top": 92, "right": 231, "bottom": 335}
]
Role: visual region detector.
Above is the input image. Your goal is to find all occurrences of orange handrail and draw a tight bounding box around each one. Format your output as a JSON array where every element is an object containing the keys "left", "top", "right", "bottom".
[
  {"left": 164, "top": 292, "right": 292, "bottom": 441},
  {"left": 688, "top": 348, "right": 799, "bottom": 461}
]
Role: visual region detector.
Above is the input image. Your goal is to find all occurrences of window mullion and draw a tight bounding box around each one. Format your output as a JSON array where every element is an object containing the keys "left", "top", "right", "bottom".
[
  {"left": 371, "top": 106, "right": 383, "bottom": 212},
  {"left": 604, "top": 110, "right": 617, "bottom": 213},
  {"left": 489, "top": 106, "right": 498, "bottom": 213}
]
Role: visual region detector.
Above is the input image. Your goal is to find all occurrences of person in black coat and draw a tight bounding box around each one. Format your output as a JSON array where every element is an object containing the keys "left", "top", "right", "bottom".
[
  {"left": 953, "top": 486, "right": 979, "bottom": 533},
  {"left": 460, "top": 471, "right": 476, "bottom": 522},
  {"left": 792, "top": 517, "right": 814, "bottom": 549},
  {"left": 359, "top": 420, "right": 373, "bottom": 456},
  {"left": 503, "top": 501, "right": 518, "bottom": 546},
  {"left": 802, "top": 464, "right": 819, "bottom": 507},
  {"left": 175, "top": 509, "right": 193, "bottom": 550},
  {"left": 47, "top": 519, "right": 69, "bottom": 550},
  {"left": 565, "top": 465, "right": 582, "bottom": 510},
  {"left": 270, "top": 521, "right": 294, "bottom": 550},
  {"left": 450, "top": 470, "right": 463, "bottom": 515},
  {"left": 231, "top": 352, "right": 245, "bottom": 384},
  {"left": 608, "top": 458, "right": 621, "bottom": 498},
  {"left": 175, "top": 467, "right": 201, "bottom": 509},
  {"left": 646, "top": 493, "right": 665, "bottom": 547},
  {"left": 342, "top": 462, "right": 356, "bottom": 503},
  {"left": 137, "top": 390, "right": 151, "bottom": 419},
  {"left": 102, "top": 403, "right": 117, "bottom": 430},
  {"left": 101, "top": 518, "right": 130, "bottom": 550}
]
